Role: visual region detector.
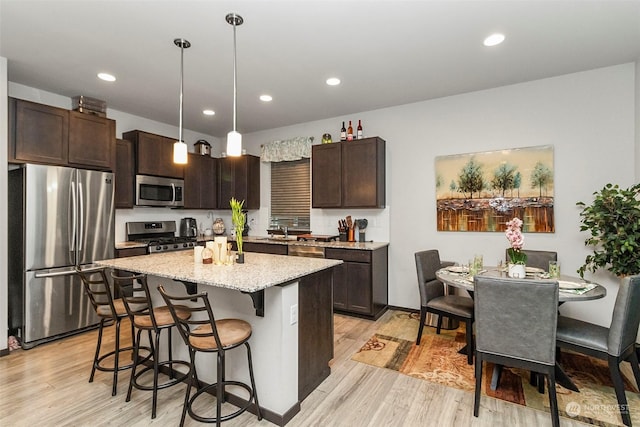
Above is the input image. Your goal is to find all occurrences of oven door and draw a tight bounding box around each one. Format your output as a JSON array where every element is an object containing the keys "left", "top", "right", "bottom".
[{"left": 135, "top": 175, "right": 184, "bottom": 207}]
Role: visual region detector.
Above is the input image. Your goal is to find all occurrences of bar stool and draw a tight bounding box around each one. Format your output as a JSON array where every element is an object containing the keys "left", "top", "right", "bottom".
[
  {"left": 76, "top": 266, "right": 148, "bottom": 396},
  {"left": 158, "top": 285, "right": 262, "bottom": 427},
  {"left": 112, "top": 272, "right": 191, "bottom": 419}
]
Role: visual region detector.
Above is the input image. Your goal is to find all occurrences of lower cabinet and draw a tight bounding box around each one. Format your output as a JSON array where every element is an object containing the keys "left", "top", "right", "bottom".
[
  {"left": 241, "top": 242, "right": 288, "bottom": 255},
  {"left": 325, "top": 246, "right": 388, "bottom": 320}
]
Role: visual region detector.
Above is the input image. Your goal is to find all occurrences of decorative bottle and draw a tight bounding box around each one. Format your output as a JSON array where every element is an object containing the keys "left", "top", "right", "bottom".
[
  {"left": 347, "top": 120, "right": 353, "bottom": 141},
  {"left": 340, "top": 122, "right": 346, "bottom": 141},
  {"left": 357, "top": 120, "right": 363, "bottom": 139}
]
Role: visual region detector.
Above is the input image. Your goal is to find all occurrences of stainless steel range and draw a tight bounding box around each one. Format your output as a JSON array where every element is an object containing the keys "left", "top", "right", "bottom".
[{"left": 127, "top": 221, "right": 197, "bottom": 253}]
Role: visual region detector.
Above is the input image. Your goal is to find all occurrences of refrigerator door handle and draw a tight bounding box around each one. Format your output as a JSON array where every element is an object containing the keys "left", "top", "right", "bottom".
[
  {"left": 70, "top": 180, "right": 77, "bottom": 252},
  {"left": 78, "top": 182, "right": 84, "bottom": 252},
  {"left": 34, "top": 269, "right": 78, "bottom": 279}
]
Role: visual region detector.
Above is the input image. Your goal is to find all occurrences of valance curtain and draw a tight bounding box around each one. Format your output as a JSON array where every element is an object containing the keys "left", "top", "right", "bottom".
[{"left": 260, "top": 136, "right": 313, "bottom": 162}]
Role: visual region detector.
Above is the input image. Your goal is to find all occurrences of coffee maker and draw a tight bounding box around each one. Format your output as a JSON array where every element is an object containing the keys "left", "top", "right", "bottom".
[{"left": 180, "top": 217, "right": 198, "bottom": 237}]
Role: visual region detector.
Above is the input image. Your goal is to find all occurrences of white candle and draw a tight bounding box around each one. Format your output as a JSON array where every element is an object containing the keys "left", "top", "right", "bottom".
[
  {"left": 193, "top": 246, "right": 204, "bottom": 264},
  {"left": 215, "top": 236, "right": 227, "bottom": 263}
]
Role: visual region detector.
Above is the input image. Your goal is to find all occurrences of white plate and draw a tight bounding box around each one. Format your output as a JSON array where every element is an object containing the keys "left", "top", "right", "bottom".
[
  {"left": 445, "top": 266, "right": 467, "bottom": 273},
  {"left": 558, "top": 280, "right": 588, "bottom": 290}
]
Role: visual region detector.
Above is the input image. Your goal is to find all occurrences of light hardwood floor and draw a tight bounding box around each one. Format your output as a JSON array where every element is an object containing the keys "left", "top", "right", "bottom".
[{"left": 0, "top": 311, "right": 593, "bottom": 427}]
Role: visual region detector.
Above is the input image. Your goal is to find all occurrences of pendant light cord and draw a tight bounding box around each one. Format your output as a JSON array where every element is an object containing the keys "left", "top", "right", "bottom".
[
  {"left": 179, "top": 41, "right": 185, "bottom": 143},
  {"left": 232, "top": 17, "right": 238, "bottom": 132}
]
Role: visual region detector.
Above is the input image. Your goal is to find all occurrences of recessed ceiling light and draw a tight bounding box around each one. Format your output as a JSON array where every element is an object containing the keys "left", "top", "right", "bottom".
[
  {"left": 97, "top": 72, "right": 116, "bottom": 82},
  {"left": 259, "top": 95, "right": 272, "bottom": 102},
  {"left": 483, "top": 33, "right": 505, "bottom": 47},
  {"left": 326, "top": 77, "right": 341, "bottom": 86},
  {"left": 203, "top": 109, "right": 215, "bottom": 116}
]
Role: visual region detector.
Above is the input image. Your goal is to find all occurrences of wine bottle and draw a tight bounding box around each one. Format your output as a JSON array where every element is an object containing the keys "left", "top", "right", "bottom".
[
  {"left": 340, "top": 121, "right": 346, "bottom": 141},
  {"left": 347, "top": 120, "right": 353, "bottom": 141},
  {"left": 357, "top": 120, "right": 363, "bottom": 139}
]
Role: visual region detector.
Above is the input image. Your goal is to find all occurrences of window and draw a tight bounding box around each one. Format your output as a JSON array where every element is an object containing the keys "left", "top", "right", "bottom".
[{"left": 270, "top": 159, "right": 310, "bottom": 230}]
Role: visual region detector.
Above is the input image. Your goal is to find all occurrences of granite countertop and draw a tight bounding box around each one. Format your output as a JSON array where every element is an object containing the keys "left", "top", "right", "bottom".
[
  {"left": 95, "top": 251, "right": 342, "bottom": 293},
  {"left": 240, "top": 236, "right": 388, "bottom": 251},
  {"left": 115, "top": 241, "right": 148, "bottom": 250}
]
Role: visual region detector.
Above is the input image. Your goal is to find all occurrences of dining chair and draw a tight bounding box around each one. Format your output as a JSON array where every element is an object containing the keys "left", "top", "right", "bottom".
[
  {"left": 504, "top": 249, "right": 557, "bottom": 272},
  {"left": 415, "top": 249, "right": 474, "bottom": 364},
  {"left": 473, "top": 275, "right": 560, "bottom": 427},
  {"left": 556, "top": 275, "right": 640, "bottom": 426},
  {"left": 76, "top": 266, "right": 147, "bottom": 396},
  {"left": 158, "top": 285, "right": 262, "bottom": 427},
  {"left": 112, "top": 271, "right": 191, "bottom": 419}
]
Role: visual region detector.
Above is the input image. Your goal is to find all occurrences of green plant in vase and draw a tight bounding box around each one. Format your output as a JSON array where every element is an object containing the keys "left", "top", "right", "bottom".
[
  {"left": 577, "top": 183, "right": 640, "bottom": 278},
  {"left": 230, "top": 197, "right": 246, "bottom": 263}
]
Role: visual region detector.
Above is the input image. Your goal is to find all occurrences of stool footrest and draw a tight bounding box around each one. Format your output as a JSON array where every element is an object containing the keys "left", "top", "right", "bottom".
[
  {"left": 132, "top": 360, "right": 191, "bottom": 391},
  {"left": 187, "top": 380, "right": 256, "bottom": 423}
]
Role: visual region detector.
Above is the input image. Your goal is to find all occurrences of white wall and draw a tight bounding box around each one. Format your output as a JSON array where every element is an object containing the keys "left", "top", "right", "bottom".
[
  {"left": 4, "top": 63, "right": 636, "bottom": 340},
  {"left": 244, "top": 63, "right": 636, "bottom": 328},
  {"left": 1, "top": 57, "right": 8, "bottom": 353}
]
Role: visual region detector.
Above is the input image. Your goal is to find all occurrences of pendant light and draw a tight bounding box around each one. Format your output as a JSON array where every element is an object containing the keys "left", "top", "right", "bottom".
[
  {"left": 173, "top": 38, "right": 190, "bottom": 164},
  {"left": 226, "top": 13, "right": 243, "bottom": 157}
]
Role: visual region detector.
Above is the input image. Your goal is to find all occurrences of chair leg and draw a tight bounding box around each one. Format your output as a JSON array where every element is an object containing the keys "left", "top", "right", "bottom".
[
  {"left": 168, "top": 327, "right": 175, "bottom": 380},
  {"left": 112, "top": 318, "right": 121, "bottom": 396},
  {"left": 466, "top": 320, "right": 473, "bottom": 365},
  {"left": 608, "top": 355, "right": 631, "bottom": 426},
  {"left": 216, "top": 352, "right": 224, "bottom": 425},
  {"left": 474, "top": 353, "right": 483, "bottom": 417},
  {"left": 436, "top": 315, "right": 443, "bottom": 335},
  {"left": 90, "top": 318, "right": 105, "bottom": 383},
  {"left": 245, "top": 342, "right": 262, "bottom": 420},
  {"left": 151, "top": 330, "right": 161, "bottom": 419},
  {"left": 547, "top": 370, "right": 560, "bottom": 427},
  {"left": 416, "top": 307, "right": 427, "bottom": 345},
  {"left": 628, "top": 349, "right": 640, "bottom": 392},
  {"left": 127, "top": 328, "right": 142, "bottom": 402},
  {"left": 180, "top": 351, "right": 196, "bottom": 427}
]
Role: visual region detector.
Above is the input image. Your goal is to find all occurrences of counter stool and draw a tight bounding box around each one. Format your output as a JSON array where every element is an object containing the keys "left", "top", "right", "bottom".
[
  {"left": 77, "top": 266, "right": 148, "bottom": 396},
  {"left": 158, "top": 285, "right": 262, "bottom": 427},
  {"left": 112, "top": 272, "right": 191, "bottom": 419}
]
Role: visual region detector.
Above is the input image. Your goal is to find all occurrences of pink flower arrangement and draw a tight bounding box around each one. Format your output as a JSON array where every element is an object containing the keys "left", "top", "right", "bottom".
[{"left": 505, "top": 217, "right": 527, "bottom": 264}]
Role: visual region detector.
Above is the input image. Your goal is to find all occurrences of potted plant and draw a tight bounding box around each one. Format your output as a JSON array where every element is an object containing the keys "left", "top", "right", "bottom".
[
  {"left": 577, "top": 183, "right": 640, "bottom": 278},
  {"left": 230, "top": 197, "right": 246, "bottom": 263},
  {"left": 505, "top": 217, "right": 527, "bottom": 278}
]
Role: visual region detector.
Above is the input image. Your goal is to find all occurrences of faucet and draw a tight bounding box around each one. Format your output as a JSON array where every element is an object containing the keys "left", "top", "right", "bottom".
[{"left": 281, "top": 225, "right": 289, "bottom": 238}]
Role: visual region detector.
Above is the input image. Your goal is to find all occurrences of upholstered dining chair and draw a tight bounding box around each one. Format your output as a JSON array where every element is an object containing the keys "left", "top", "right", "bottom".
[
  {"left": 415, "top": 249, "right": 475, "bottom": 364},
  {"left": 504, "top": 249, "right": 557, "bottom": 272},
  {"left": 473, "top": 275, "right": 560, "bottom": 427},
  {"left": 556, "top": 275, "right": 640, "bottom": 427}
]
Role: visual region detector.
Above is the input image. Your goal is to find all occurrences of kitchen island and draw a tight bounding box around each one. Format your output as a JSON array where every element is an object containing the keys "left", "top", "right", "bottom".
[{"left": 96, "top": 251, "right": 342, "bottom": 426}]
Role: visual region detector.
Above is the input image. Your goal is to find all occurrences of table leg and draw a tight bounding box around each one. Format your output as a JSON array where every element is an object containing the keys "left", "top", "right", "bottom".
[{"left": 555, "top": 362, "right": 579, "bottom": 392}]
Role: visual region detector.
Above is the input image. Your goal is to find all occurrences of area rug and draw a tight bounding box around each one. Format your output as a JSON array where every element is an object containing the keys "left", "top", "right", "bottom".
[{"left": 352, "top": 310, "right": 640, "bottom": 427}]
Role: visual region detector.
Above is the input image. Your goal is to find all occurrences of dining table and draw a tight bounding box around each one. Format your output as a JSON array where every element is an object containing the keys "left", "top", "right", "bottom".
[{"left": 435, "top": 265, "right": 607, "bottom": 392}]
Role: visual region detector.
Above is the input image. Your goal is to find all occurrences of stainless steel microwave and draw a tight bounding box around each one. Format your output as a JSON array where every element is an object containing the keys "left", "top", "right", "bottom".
[{"left": 135, "top": 175, "right": 184, "bottom": 207}]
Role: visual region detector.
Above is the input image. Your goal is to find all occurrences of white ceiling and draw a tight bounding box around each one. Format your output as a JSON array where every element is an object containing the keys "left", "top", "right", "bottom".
[{"left": 1, "top": 0, "right": 640, "bottom": 138}]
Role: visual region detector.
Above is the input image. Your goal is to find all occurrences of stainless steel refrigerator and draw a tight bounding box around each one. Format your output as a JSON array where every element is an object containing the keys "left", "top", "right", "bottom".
[{"left": 9, "top": 164, "right": 115, "bottom": 348}]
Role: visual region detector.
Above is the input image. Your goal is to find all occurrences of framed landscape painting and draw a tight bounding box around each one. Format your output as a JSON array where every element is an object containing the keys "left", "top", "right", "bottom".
[{"left": 435, "top": 145, "right": 554, "bottom": 232}]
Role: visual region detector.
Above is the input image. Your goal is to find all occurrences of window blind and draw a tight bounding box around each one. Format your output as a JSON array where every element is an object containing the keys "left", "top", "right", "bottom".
[{"left": 270, "top": 159, "right": 310, "bottom": 227}]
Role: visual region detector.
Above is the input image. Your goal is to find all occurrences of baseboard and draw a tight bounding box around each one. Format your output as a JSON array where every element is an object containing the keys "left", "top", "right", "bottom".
[{"left": 0, "top": 348, "right": 9, "bottom": 357}]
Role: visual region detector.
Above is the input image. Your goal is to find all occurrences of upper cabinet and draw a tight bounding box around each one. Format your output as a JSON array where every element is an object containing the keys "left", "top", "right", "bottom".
[
  {"left": 184, "top": 153, "right": 218, "bottom": 209},
  {"left": 122, "top": 130, "right": 184, "bottom": 179},
  {"left": 312, "top": 136, "right": 385, "bottom": 208},
  {"left": 9, "top": 98, "right": 115, "bottom": 171},
  {"left": 114, "top": 139, "right": 135, "bottom": 208},
  {"left": 217, "top": 155, "right": 260, "bottom": 210}
]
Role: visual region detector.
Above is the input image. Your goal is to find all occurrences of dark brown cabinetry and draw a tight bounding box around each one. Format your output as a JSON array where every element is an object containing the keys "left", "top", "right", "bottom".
[
  {"left": 9, "top": 98, "right": 115, "bottom": 170},
  {"left": 184, "top": 153, "right": 218, "bottom": 209},
  {"left": 312, "top": 137, "right": 385, "bottom": 208},
  {"left": 217, "top": 155, "right": 260, "bottom": 210},
  {"left": 325, "top": 246, "right": 388, "bottom": 319},
  {"left": 242, "top": 242, "right": 288, "bottom": 255},
  {"left": 122, "top": 130, "right": 184, "bottom": 179},
  {"left": 115, "top": 139, "right": 135, "bottom": 208}
]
